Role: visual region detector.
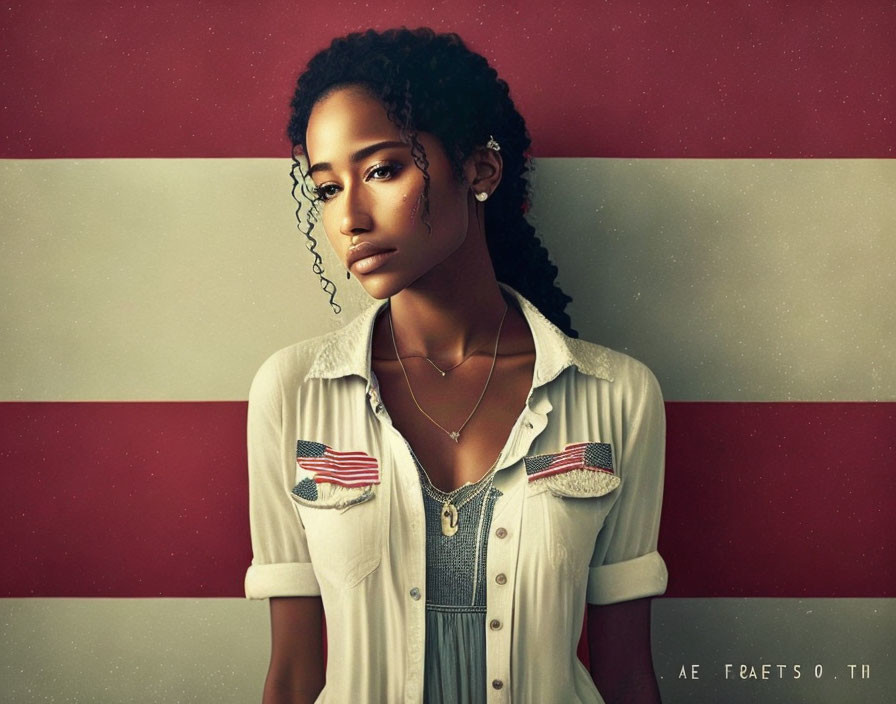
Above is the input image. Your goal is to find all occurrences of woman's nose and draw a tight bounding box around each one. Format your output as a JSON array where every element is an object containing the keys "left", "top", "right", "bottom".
[{"left": 339, "top": 187, "right": 373, "bottom": 236}]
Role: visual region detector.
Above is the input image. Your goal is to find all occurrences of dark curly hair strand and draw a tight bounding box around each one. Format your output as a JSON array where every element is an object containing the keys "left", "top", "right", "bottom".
[{"left": 286, "top": 27, "right": 578, "bottom": 337}]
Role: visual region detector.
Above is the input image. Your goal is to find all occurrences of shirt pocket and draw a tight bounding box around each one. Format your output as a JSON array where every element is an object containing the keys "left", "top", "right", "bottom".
[
  {"left": 289, "top": 439, "right": 384, "bottom": 587},
  {"left": 524, "top": 442, "right": 622, "bottom": 577}
]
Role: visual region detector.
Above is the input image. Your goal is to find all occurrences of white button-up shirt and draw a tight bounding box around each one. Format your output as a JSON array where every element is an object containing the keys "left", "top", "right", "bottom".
[{"left": 245, "top": 284, "right": 668, "bottom": 703}]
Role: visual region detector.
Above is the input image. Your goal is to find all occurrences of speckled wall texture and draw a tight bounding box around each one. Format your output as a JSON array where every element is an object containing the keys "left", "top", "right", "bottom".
[
  {"left": 2, "top": 158, "right": 894, "bottom": 402},
  {"left": 2, "top": 1, "right": 894, "bottom": 702}
]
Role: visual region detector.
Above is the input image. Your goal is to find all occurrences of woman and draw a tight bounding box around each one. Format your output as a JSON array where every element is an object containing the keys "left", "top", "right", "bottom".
[{"left": 245, "top": 28, "right": 668, "bottom": 704}]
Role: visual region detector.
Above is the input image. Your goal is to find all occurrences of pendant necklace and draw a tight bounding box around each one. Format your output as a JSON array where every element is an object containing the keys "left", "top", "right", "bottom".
[
  {"left": 413, "top": 447, "right": 501, "bottom": 537},
  {"left": 388, "top": 301, "right": 508, "bottom": 443}
]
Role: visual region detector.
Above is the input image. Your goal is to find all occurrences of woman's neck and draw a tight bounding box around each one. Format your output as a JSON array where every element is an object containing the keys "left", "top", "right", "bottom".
[
  {"left": 386, "top": 281, "right": 508, "bottom": 362},
  {"left": 380, "top": 227, "right": 510, "bottom": 363}
]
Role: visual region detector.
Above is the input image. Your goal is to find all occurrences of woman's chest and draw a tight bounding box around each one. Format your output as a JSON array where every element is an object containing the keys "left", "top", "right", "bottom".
[
  {"left": 371, "top": 355, "right": 535, "bottom": 492},
  {"left": 288, "top": 385, "right": 623, "bottom": 591}
]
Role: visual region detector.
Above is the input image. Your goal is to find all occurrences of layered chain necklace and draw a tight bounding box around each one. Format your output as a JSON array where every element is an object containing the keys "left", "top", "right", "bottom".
[
  {"left": 412, "top": 446, "right": 501, "bottom": 537},
  {"left": 388, "top": 302, "right": 509, "bottom": 443},
  {"left": 429, "top": 465, "right": 498, "bottom": 538}
]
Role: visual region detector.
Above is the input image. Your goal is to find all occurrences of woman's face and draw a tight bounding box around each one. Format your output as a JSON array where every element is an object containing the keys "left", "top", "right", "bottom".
[{"left": 304, "top": 86, "right": 472, "bottom": 300}]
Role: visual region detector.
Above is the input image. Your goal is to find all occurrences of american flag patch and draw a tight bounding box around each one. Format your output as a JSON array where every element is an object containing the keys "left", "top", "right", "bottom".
[
  {"left": 296, "top": 440, "right": 380, "bottom": 487},
  {"left": 524, "top": 442, "right": 614, "bottom": 482}
]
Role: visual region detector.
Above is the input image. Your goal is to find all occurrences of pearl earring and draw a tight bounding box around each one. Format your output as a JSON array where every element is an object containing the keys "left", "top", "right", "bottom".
[{"left": 474, "top": 191, "right": 489, "bottom": 202}]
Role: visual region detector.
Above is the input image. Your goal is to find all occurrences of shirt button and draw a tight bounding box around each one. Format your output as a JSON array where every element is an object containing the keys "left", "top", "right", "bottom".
[
  {"left": 375, "top": 403, "right": 383, "bottom": 413},
  {"left": 495, "top": 527, "right": 508, "bottom": 539},
  {"left": 492, "top": 679, "right": 504, "bottom": 690},
  {"left": 489, "top": 619, "right": 502, "bottom": 630},
  {"left": 495, "top": 573, "right": 507, "bottom": 585},
  {"left": 409, "top": 587, "right": 421, "bottom": 600},
  {"left": 524, "top": 420, "right": 534, "bottom": 429}
]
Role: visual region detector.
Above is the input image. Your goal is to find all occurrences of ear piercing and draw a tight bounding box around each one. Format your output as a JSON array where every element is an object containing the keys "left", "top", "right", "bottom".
[{"left": 471, "top": 137, "right": 499, "bottom": 201}]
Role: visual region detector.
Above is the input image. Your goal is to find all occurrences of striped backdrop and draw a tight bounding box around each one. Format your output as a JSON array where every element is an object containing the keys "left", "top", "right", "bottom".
[{"left": 2, "top": 2, "right": 894, "bottom": 702}]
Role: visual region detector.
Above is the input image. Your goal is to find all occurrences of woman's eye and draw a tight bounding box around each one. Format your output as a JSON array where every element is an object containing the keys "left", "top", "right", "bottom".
[
  {"left": 313, "top": 184, "right": 340, "bottom": 202},
  {"left": 312, "top": 163, "right": 400, "bottom": 203},
  {"left": 367, "top": 162, "right": 401, "bottom": 181}
]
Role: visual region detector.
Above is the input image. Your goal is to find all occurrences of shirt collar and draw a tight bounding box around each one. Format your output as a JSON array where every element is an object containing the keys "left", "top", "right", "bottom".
[{"left": 303, "top": 283, "right": 613, "bottom": 386}]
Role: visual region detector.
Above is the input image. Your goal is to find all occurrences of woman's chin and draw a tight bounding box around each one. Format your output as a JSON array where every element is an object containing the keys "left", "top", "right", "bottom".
[
  {"left": 353, "top": 264, "right": 443, "bottom": 301},
  {"left": 353, "top": 275, "right": 408, "bottom": 301}
]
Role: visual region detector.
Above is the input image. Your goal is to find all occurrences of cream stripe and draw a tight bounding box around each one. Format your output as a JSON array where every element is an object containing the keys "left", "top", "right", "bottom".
[
  {"left": 652, "top": 598, "right": 894, "bottom": 703},
  {"left": 529, "top": 159, "right": 895, "bottom": 401},
  {"left": 1, "top": 598, "right": 271, "bottom": 702},
  {"left": 2, "top": 159, "right": 893, "bottom": 401}
]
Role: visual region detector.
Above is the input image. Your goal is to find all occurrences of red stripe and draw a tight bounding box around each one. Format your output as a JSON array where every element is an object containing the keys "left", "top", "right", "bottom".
[
  {"left": 314, "top": 476, "right": 380, "bottom": 487},
  {"left": 306, "top": 469, "right": 380, "bottom": 479},
  {"left": 323, "top": 449, "right": 376, "bottom": 460},
  {"left": 299, "top": 460, "right": 379, "bottom": 470},
  {"left": 525, "top": 446, "right": 586, "bottom": 465},
  {"left": 528, "top": 466, "right": 615, "bottom": 481},
  {"left": 548, "top": 453, "right": 586, "bottom": 468},
  {"left": 554, "top": 447, "right": 587, "bottom": 460},
  {"left": 311, "top": 470, "right": 379, "bottom": 479},
  {"left": 661, "top": 402, "right": 896, "bottom": 598},
  {"left": 303, "top": 454, "right": 377, "bottom": 462},
  {"left": 2, "top": 2, "right": 893, "bottom": 157},
  {"left": 302, "top": 463, "right": 378, "bottom": 477},
  {"left": 526, "top": 452, "right": 588, "bottom": 481},
  {"left": 563, "top": 442, "right": 592, "bottom": 451},
  {"left": 1, "top": 401, "right": 248, "bottom": 597},
  {"left": 2, "top": 401, "right": 893, "bottom": 597}
]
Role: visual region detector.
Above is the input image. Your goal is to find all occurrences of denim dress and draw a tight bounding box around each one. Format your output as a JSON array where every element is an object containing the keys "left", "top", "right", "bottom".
[{"left": 411, "top": 452, "right": 503, "bottom": 704}]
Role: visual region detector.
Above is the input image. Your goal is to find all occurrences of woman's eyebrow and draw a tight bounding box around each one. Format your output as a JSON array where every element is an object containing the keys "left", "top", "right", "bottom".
[{"left": 308, "top": 140, "right": 409, "bottom": 176}]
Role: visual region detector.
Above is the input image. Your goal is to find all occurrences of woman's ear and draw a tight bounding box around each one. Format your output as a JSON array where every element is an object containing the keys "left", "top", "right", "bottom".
[{"left": 463, "top": 145, "right": 503, "bottom": 201}]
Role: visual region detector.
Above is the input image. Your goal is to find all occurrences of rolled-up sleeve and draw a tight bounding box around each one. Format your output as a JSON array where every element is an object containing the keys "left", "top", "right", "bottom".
[
  {"left": 244, "top": 353, "right": 320, "bottom": 599},
  {"left": 586, "top": 362, "right": 668, "bottom": 605}
]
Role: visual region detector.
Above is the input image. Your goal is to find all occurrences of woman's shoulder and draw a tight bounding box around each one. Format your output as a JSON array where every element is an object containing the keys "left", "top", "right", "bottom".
[
  {"left": 248, "top": 329, "right": 345, "bottom": 397},
  {"left": 249, "top": 300, "right": 382, "bottom": 396},
  {"left": 567, "top": 334, "right": 664, "bottom": 401}
]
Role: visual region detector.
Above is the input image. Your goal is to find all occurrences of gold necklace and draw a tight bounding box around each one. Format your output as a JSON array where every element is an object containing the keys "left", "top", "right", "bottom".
[
  {"left": 433, "top": 469, "right": 497, "bottom": 537},
  {"left": 398, "top": 347, "right": 482, "bottom": 377},
  {"left": 388, "top": 302, "right": 509, "bottom": 443},
  {"left": 411, "top": 444, "right": 501, "bottom": 537}
]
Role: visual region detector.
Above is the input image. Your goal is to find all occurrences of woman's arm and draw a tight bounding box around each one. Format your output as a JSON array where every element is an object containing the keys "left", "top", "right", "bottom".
[
  {"left": 586, "top": 361, "right": 667, "bottom": 701},
  {"left": 263, "top": 596, "right": 326, "bottom": 704},
  {"left": 244, "top": 354, "right": 325, "bottom": 701},
  {"left": 587, "top": 598, "right": 662, "bottom": 704}
]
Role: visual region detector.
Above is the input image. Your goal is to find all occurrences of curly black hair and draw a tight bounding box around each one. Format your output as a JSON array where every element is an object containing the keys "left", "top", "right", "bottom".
[{"left": 286, "top": 27, "right": 578, "bottom": 337}]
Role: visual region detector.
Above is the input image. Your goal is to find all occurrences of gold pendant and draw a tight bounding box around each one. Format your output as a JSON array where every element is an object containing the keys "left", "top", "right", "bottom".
[
  {"left": 441, "top": 502, "right": 459, "bottom": 536},
  {"left": 448, "top": 430, "right": 460, "bottom": 442}
]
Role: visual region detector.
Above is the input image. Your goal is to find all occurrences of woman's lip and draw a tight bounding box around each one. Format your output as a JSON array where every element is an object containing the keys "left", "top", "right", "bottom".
[
  {"left": 349, "top": 247, "right": 397, "bottom": 274},
  {"left": 346, "top": 241, "right": 393, "bottom": 266}
]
